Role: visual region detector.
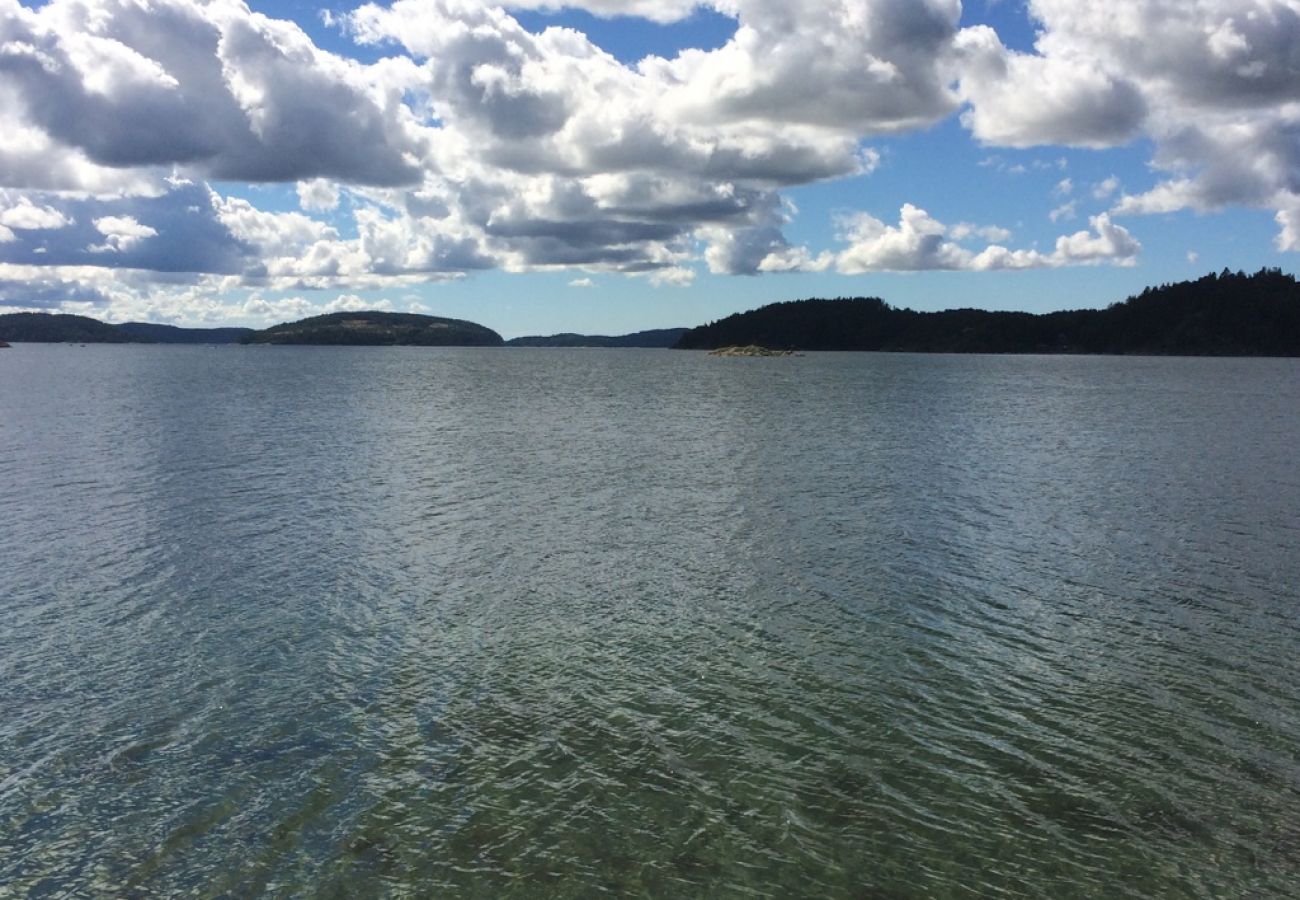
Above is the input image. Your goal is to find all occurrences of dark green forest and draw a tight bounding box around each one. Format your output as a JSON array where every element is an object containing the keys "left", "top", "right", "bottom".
[
  {"left": 239, "top": 311, "right": 503, "bottom": 346},
  {"left": 0, "top": 313, "right": 251, "bottom": 344},
  {"left": 675, "top": 269, "right": 1300, "bottom": 355},
  {"left": 0, "top": 312, "right": 134, "bottom": 343}
]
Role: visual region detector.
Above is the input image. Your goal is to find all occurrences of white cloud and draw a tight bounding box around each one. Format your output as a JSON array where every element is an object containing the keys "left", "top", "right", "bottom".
[
  {"left": 648, "top": 265, "right": 695, "bottom": 287},
  {"left": 959, "top": 1, "right": 1300, "bottom": 248},
  {"left": 1092, "top": 175, "right": 1121, "bottom": 199},
  {"left": 956, "top": 25, "right": 1147, "bottom": 148},
  {"left": 0, "top": 0, "right": 425, "bottom": 188},
  {"left": 1275, "top": 199, "right": 1300, "bottom": 252},
  {"left": 0, "top": 197, "right": 71, "bottom": 230},
  {"left": 504, "top": 1, "right": 702, "bottom": 24},
  {"left": 836, "top": 204, "right": 1140, "bottom": 273},
  {"left": 647, "top": 0, "right": 964, "bottom": 135},
  {"left": 568, "top": 277, "right": 594, "bottom": 288},
  {"left": 90, "top": 215, "right": 156, "bottom": 252},
  {"left": 1050, "top": 213, "right": 1141, "bottom": 265},
  {"left": 297, "top": 179, "right": 340, "bottom": 213},
  {"left": 214, "top": 194, "right": 338, "bottom": 260},
  {"left": 950, "top": 222, "right": 1013, "bottom": 243},
  {"left": 238, "top": 292, "right": 316, "bottom": 323},
  {"left": 836, "top": 205, "right": 976, "bottom": 273},
  {"left": 1113, "top": 179, "right": 1201, "bottom": 216},
  {"left": 323, "top": 293, "right": 392, "bottom": 313},
  {"left": 1049, "top": 201, "right": 1076, "bottom": 223}
]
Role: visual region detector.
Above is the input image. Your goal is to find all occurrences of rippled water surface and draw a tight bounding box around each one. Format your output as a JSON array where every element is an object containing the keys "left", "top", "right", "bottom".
[{"left": 2, "top": 345, "right": 1299, "bottom": 898}]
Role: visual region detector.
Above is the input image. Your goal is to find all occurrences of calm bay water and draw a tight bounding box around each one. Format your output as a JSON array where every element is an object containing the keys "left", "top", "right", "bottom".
[{"left": 1, "top": 344, "right": 1298, "bottom": 898}]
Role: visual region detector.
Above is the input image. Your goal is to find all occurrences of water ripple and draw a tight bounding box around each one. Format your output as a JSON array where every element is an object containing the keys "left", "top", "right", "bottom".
[{"left": 1, "top": 347, "right": 1298, "bottom": 897}]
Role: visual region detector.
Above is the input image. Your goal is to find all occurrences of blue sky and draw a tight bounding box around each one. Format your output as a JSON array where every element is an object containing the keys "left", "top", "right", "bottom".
[{"left": 1, "top": 1, "right": 1297, "bottom": 336}]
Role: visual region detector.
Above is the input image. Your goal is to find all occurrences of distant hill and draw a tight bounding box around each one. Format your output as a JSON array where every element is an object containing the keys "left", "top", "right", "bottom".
[
  {"left": 507, "top": 327, "right": 687, "bottom": 348},
  {"left": 118, "top": 322, "right": 252, "bottom": 344},
  {"left": 240, "top": 310, "right": 503, "bottom": 346},
  {"left": 0, "top": 313, "right": 253, "bottom": 344},
  {"left": 675, "top": 269, "right": 1300, "bottom": 356},
  {"left": 0, "top": 312, "right": 133, "bottom": 343}
]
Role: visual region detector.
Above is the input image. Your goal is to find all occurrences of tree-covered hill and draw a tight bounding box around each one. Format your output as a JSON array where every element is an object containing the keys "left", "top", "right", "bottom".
[
  {"left": 674, "top": 269, "right": 1300, "bottom": 355},
  {"left": 0, "top": 313, "right": 250, "bottom": 343},
  {"left": 0, "top": 312, "right": 134, "bottom": 343},
  {"left": 240, "top": 311, "right": 504, "bottom": 346}
]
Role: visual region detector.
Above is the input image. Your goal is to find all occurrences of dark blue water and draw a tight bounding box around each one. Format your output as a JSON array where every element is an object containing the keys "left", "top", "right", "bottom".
[{"left": 2, "top": 345, "right": 1298, "bottom": 897}]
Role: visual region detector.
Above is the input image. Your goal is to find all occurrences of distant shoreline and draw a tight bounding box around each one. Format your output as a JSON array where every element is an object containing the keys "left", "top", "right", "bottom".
[{"left": 3, "top": 269, "right": 1298, "bottom": 357}]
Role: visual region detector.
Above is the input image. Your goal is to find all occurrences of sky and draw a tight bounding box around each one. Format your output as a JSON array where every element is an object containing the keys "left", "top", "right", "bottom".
[{"left": 1, "top": 1, "right": 1299, "bottom": 337}]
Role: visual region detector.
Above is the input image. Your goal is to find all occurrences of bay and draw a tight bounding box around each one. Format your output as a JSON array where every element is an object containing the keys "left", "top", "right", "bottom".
[{"left": 1, "top": 345, "right": 1298, "bottom": 897}]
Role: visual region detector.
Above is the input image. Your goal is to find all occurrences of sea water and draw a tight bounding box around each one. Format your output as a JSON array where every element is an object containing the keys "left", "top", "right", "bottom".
[{"left": 2, "top": 345, "right": 1298, "bottom": 897}]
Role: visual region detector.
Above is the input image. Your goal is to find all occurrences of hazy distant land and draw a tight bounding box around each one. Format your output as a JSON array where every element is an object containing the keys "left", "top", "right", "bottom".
[
  {"left": 505, "top": 328, "right": 688, "bottom": 348},
  {"left": 3, "top": 270, "right": 1298, "bottom": 356},
  {"left": 119, "top": 322, "right": 255, "bottom": 344}
]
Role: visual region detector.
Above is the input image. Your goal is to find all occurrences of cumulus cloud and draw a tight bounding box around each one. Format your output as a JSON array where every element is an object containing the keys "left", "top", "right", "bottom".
[
  {"left": 835, "top": 204, "right": 1140, "bottom": 273},
  {"left": 836, "top": 205, "right": 976, "bottom": 273},
  {"left": 1275, "top": 201, "right": 1300, "bottom": 252},
  {"left": 1049, "top": 213, "right": 1141, "bottom": 265},
  {"left": 0, "top": 0, "right": 424, "bottom": 188},
  {"left": 955, "top": 24, "right": 1147, "bottom": 148},
  {"left": 297, "top": 179, "right": 341, "bottom": 213},
  {"left": 90, "top": 215, "right": 156, "bottom": 252},
  {"left": 958, "top": 1, "right": 1300, "bottom": 247},
  {"left": 647, "top": 0, "right": 963, "bottom": 134},
  {"left": 323, "top": 293, "right": 393, "bottom": 313},
  {"left": 0, "top": 197, "right": 71, "bottom": 231}
]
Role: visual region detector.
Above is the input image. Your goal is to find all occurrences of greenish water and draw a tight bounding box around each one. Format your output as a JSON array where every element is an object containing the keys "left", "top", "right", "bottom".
[{"left": 1, "top": 345, "right": 1298, "bottom": 897}]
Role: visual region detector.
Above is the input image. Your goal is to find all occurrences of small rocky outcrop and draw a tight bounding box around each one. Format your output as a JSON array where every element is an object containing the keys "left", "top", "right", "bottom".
[{"left": 708, "top": 345, "right": 794, "bottom": 357}]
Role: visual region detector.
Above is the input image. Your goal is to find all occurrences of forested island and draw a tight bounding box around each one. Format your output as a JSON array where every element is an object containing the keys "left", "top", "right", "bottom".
[
  {"left": 0, "top": 313, "right": 252, "bottom": 344},
  {"left": 506, "top": 328, "right": 687, "bottom": 348},
  {"left": 239, "top": 311, "right": 503, "bottom": 346},
  {"left": 675, "top": 269, "right": 1300, "bottom": 355},
  {"left": 0, "top": 312, "right": 137, "bottom": 343},
  {"left": 0, "top": 310, "right": 500, "bottom": 346}
]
